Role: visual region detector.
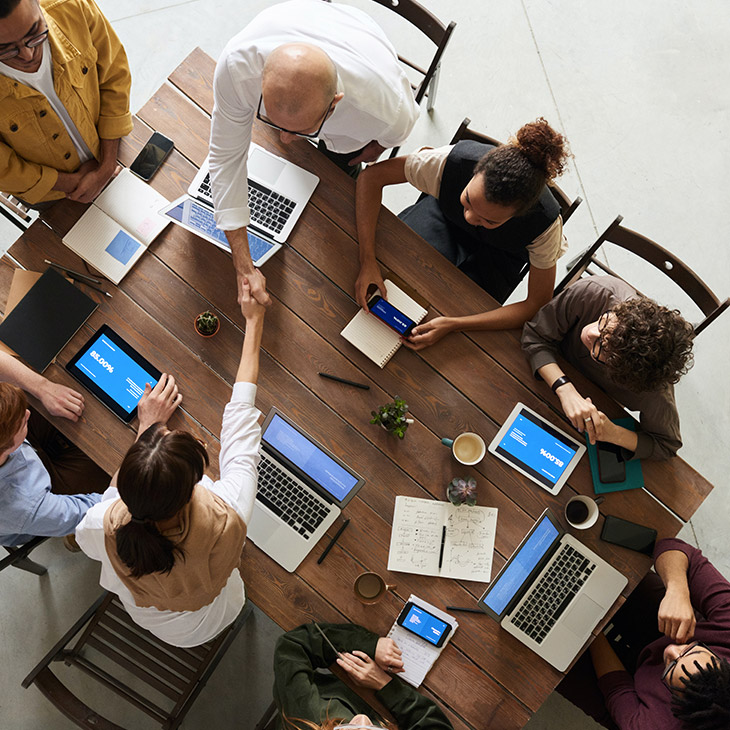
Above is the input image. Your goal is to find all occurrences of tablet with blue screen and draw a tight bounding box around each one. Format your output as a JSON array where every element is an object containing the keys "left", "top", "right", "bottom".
[
  {"left": 487, "top": 402, "right": 585, "bottom": 495},
  {"left": 65, "top": 325, "right": 162, "bottom": 423}
]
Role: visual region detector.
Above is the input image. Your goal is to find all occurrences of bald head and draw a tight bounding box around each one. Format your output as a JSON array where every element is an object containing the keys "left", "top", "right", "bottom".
[{"left": 261, "top": 43, "right": 338, "bottom": 133}]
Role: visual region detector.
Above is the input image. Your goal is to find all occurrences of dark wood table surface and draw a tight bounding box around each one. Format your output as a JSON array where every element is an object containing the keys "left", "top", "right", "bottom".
[{"left": 2, "top": 49, "right": 713, "bottom": 729}]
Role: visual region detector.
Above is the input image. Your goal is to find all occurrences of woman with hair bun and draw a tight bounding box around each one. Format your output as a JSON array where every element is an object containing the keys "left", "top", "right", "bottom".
[
  {"left": 76, "top": 280, "right": 266, "bottom": 647},
  {"left": 355, "top": 118, "right": 571, "bottom": 349}
]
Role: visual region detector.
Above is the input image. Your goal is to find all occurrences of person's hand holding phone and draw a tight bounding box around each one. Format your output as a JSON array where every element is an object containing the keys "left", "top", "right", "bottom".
[
  {"left": 403, "top": 316, "right": 454, "bottom": 350},
  {"left": 355, "top": 259, "right": 386, "bottom": 310}
]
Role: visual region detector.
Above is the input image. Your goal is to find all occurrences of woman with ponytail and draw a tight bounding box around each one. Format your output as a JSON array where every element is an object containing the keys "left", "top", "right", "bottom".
[
  {"left": 76, "top": 280, "right": 265, "bottom": 647},
  {"left": 355, "top": 118, "right": 571, "bottom": 348}
]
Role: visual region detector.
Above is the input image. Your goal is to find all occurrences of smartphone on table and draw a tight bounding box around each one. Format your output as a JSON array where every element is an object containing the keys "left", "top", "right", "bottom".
[
  {"left": 367, "top": 294, "right": 416, "bottom": 337},
  {"left": 130, "top": 132, "right": 174, "bottom": 181},
  {"left": 597, "top": 441, "right": 626, "bottom": 483},
  {"left": 396, "top": 602, "right": 452, "bottom": 647},
  {"left": 601, "top": 515, "right": 657, "bottom": 556}
]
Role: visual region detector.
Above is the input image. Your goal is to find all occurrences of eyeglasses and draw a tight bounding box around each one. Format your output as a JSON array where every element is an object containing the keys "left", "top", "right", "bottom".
[
  {"left": 662, "top": 641, "right": 710, "bottom": 689},
  {"left": 591, "top": 310, "right": 613, "bottom": 363},
  {"left": 0, "top": 25, "right": 49, "bottom": 62},
  {"left": 256, "top": 94, "right": 334, "bottom": 139},
  {"left": 334, "top": 725, "right": 383, "bottom": 730}
]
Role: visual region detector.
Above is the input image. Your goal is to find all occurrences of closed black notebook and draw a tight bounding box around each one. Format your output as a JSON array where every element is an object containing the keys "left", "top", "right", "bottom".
[{"left": 0, "top": 268, "right": 97, "bottom": 372}]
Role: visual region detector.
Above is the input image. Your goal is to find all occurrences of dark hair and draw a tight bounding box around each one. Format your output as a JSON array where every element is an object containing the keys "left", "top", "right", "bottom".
[
  {"left": 0, "top": 382, "right": 27, "bottom": 452},
  {"left": 115, "top": 424, "right": 209, "bottom": 578},
  {"left": 0, "top": 0, "right": 24, "bottom": 20},
  {"left": 603, "top": 297, "right": 695, "bottom": 392},
  {"left": 474, "top": 117, "right": 569, "bottom": 213},
  {"left": 672, "top": 655, "right": 730, "bottom": 729}
]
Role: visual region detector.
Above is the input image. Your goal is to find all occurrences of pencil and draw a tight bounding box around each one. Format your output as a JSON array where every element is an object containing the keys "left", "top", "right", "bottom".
[
  {"left": 45, "top": 259, "right": 103, "bottom": 285},
  {"left": 318, "top": 372, "right": 370, "bottom": 390},
  {"left": 317, "top": 518, "right": 350, "bottom": 564},
  {"left": 71, "top": 279, "right": 112, "bottom": 298}
]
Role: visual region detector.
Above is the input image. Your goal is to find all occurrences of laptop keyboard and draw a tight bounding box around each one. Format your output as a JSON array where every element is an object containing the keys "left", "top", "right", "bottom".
[
  {"left": 198, "top": 173, "right": 296, "bottom": 234},
  {"left": 510, "top": 543, "right": 596, "bottom": 644},
  {"left": 257, "top": 453, "right": 330, "bottom": 539}
]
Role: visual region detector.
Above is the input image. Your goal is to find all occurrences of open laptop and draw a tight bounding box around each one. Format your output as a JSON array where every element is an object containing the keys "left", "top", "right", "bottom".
[
  {"left": 248, "top": 408, "right": 365, "bottom": 572},
  {"left": 478, "top": 509, "right": 627, "bottom": 671}
]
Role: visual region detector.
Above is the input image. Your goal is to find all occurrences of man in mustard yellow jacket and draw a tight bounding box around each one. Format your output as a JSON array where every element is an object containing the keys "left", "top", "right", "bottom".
[{"left": 0, "top": 0, "right": 132, "bottom": 205}]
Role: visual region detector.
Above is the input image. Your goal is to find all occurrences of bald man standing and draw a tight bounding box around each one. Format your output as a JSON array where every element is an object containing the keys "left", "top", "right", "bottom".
[{"left": 210, "top": 0, "right": 420, "bottom": 306}]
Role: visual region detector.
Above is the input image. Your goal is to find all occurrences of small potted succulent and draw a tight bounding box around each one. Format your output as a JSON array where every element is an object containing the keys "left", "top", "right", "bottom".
[
  {"left": 370, "top": 396, "right": 413, "bottom": 439},
  {"left": 194, "top": 310, "right": 220, "bottom": 338},
  {"left": 447, "top": 477, "right": 477, "bottom": 506}
]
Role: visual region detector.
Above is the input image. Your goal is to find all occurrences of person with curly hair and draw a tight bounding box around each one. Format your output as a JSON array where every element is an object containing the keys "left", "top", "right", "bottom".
[
  {"left": 556, "top": 539, "right": 730, "bottom": 730},
  {"left": 521, "top": 275, "right": 694, "bottom": 460},
  {"left": 354, "top": 118, "right": 571, "bottom": 349}
]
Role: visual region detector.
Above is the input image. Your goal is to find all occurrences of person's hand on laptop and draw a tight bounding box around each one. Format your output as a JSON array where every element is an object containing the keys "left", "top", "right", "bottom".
[
  {"left": 355, "top": 258, "right": 386, "bottom": 310},
  {"left": 38, "top": 380, "right": 85, "bottom": 422},
  {"left": 137, "top": 374, "right": 182, "bottom": 437}
]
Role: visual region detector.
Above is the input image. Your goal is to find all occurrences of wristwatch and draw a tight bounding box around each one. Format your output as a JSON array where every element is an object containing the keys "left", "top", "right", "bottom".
[{"left": 550, "top": 375, "right": 571, "bottom": 394}]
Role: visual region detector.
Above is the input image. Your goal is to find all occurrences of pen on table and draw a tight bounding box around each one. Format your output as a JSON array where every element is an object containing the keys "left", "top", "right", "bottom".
[
  {"left": 318, "top": 372, "right": 370, "bottom": 390},
  {"left": 45, "top": 259, "right": 103, "bottom": 285},
  {"left": 438, "top": 525, "right": 446, "bottom": 570},
  {"left": 445, "top": 606, "right": 484, "bottom": 614},
  {"left": 317, "top": 518, "right": 350, "bottom": 565},
  {"left": 71, "top": 278, "right": 112, "bottom": 298},
  {"left": 39, "top": 218, "right": 63, "bottom": 239}
]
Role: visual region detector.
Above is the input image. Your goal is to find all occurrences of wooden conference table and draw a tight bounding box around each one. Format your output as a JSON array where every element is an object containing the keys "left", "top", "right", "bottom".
[{"left": 3, "top": 50, "right": 714, "bottom": 729}]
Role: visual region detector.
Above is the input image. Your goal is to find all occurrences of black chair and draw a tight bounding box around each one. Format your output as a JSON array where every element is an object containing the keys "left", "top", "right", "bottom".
[
  {"left": 555, "top": 215, "right": 729, "bottom": 336},
  {"left": 0, "top": 192, "right": 32, "bottom": 232},
  {"left": 23, "top": 592, "right": 254, "bottom": 730},
  {"left": 1, "top": 536, "right": 49, "bottom": 575},
  {"left": 450, "top": 117, "right": 583, "bottom": 223}
]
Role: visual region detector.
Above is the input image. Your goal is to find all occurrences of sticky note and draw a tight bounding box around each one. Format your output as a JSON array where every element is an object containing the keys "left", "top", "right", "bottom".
[{"left": 105, "top": 230, "right": 140, "bottom": 265}]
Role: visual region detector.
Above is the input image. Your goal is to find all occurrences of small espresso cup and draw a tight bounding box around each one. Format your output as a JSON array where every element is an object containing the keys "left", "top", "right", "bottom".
[
  {"left": 564, "top": 495, "right": 605, "bottom": 529},
  {"left": 354, "top": 572, "right": 396, "bottom": 604},
  {"left": 441, "top": 432, "right": 487, "bottom": 466}
]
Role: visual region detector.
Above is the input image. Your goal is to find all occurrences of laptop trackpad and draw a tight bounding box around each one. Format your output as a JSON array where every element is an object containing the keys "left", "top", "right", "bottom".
[
  {"left": 564, "top": 595, "right": 602, "bottom": 636},
  {"left": 249, "top": 148, "right": 285, "bottom": 185}
]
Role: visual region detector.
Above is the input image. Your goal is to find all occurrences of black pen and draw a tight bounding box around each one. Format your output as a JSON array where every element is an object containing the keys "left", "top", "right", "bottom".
[
  {"left": 445, "top": 606, "right": 484, "bottom": 614},
  {"left": 318, "top": 372, "right": 370, "bottom": 390},
  {"left": 317, "top": 518, "right": 350, "bottom": 564},
  {"left": 71, "top": 278, "right": 112, "bottom": 298},
  {"left": 45, "top": 259, "right": 103, "bottom": 285},
  {"left": 438, "top": 525, "right": 446, "bottom": 570}
]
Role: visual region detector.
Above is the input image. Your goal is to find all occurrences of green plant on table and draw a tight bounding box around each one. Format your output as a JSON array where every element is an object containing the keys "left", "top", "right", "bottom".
[
  {"left": 195, "top": 311, "right": 220, "bottom": 336},
  {"left": 447, "top": 477, "right": 477, "bottom": 506},
  {"left": 370, "top": 396, "right": 411, "bottom": 439}
]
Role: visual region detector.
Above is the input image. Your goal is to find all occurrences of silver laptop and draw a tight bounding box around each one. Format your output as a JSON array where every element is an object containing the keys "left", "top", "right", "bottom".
[
  {"left": 478, "top": 509, "right": 627, "bottom": 671},
  {"left": 248, "top": 408, "right": 365, "bottom": 572}
]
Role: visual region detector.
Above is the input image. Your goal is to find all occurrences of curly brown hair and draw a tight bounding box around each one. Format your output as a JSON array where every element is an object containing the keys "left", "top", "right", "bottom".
[
  {"left": 603, "top": 297, "right": 695, "bottom": 392},
  {"left": 474, "top": 117, "right": 569, "bottom": 213}
]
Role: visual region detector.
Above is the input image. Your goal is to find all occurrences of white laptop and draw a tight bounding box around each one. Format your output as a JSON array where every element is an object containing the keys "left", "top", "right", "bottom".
[
  {"left": 478, "top": 509, "right": 627, "bottom": 671},
  {"left": 248, "top": 408, "right": 365, "bottom": 572}
]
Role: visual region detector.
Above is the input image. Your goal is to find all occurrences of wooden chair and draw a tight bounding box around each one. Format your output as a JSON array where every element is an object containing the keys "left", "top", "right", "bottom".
[
  {"left": 450, "top": 117, "right": 583, "bottom": 223},
  {"left": 0, "top": 192, "right": 32, "bottom": 232},
  {"left": 555, "top": 215, "right": 730, "bottom": 336},
  {"left": 1, "top": 536, "right": 49, "bottom": 576},
  {"left": 22, "top": 592, "right": 254, "bottom": 729}
]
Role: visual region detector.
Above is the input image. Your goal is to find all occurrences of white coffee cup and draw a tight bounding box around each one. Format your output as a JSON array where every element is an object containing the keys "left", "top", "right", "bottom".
[
  {"left": 441, "top": 432, "right": 487, "bottom": 466},
  {"left": 564, "top": 495, "right": 604, "bottom": 529}
]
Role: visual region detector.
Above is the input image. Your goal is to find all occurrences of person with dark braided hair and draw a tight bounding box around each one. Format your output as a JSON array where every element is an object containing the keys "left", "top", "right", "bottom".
[
  {"left": 556, "top": 539, "right": 730, "bottom": 730},
  {"left": 521, "top": 276, "right": 694, "bottom": 460},
  {"left": 355, "top": 118, "right": 570, "bottom": 349}
]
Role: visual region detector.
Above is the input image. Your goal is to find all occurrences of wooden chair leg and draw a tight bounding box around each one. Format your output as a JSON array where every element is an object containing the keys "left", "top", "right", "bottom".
[
  {"left": 11, "top": 556, "right": 47, "bottom": 575},
  {"left": 254, "top": 700, "right": 278, "bottom": 730},
  {"left": 426, "top": 63, "right": 442, "bottom": 113}
]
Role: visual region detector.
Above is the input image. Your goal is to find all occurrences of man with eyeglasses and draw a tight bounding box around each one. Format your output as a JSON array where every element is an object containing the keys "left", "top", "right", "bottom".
[
  {"left": 272, "top": 622, "right": 452, "bottom": 730},
  {"left": 0, "top": 0, "right": 132, "bottom": 206},
  {"left": 521, "top": 275, "right": 695, "bottom": 460},
  {"left": 209, "top": 0, "right": 419, "bottom": 307},
  {"left": 556, "top": 538, "right": 730, "bottom": 729}
]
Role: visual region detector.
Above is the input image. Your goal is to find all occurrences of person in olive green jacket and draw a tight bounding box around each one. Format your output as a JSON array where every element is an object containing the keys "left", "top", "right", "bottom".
[
  {"left": 273, "top": 623, "right": 453, "bottom": 730},
  {"left": 0, "top": 0, "right": 132, "bottom": 205}
]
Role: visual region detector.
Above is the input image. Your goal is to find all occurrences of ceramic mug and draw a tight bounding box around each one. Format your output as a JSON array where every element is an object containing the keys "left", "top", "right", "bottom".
[
  {"left": 441, "top": 432, "right": 487, "bottom": 466},
  {"left": 354, "top": 572, "right": 396, "bottom": 604},
  {"left": 564, "top": 495, "right": 604, "bottom": 529}
]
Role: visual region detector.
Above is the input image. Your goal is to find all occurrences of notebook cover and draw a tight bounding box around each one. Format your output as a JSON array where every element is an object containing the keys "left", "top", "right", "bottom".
[
  {"left": 586, "top": 417, "right": 644, "bottom": 494},
  {"left": 0, "top": 268, "right": 97, "bottom": 372}
]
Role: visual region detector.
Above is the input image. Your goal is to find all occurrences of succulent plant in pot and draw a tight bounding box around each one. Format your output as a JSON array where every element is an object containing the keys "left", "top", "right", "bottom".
[
  {"left": 446, "top": 477, "right": 477, "bottom": 506},
  {"left": 194, "top": 310, "right": 220, "bottom": 337},
  {"left": 370, "top": 396, "right": 413, "bottom": 439}
]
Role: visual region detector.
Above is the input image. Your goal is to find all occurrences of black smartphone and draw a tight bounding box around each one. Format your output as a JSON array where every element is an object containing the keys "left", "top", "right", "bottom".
[
  {"left": 597, "top": 441, "right": 626, "bottom": 483},
  {"left": 601, "top": 515, "right": 657, "bottom": 556},
  {"left": 366, "top": 294, "right": 416, "bottom": 337},
  {"left": 396, "top": 602, "right": 452, "bottom": 647},
  {"left": 129, "top": 132, "right": 174, "bottom": 181}
]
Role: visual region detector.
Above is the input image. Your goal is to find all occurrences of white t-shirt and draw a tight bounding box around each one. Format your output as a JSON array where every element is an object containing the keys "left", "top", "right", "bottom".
[
  {"left": 1, "top": 40, "right": 93, "bottom": 164},
  {"left": 210, "top": 0, "right": 420, "bottom": 231}
]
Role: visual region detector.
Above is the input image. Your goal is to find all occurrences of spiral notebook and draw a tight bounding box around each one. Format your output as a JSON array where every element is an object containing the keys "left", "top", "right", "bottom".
[{"left": 340, "top": 280, "right": 427, "bottom": 367}]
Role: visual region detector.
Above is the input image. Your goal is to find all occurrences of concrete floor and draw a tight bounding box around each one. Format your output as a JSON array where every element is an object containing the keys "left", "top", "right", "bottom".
[{"left": 1, "top": 0, "right": 728, "bottom": 728}]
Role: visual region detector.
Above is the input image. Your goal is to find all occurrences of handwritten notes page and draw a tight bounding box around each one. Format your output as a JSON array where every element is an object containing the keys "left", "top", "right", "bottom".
[
  {"left": 387, "top": 595, "right": 458, "bottom": 688},
  {"left": 388, "top": 496, "right": 497, "bottom": 582}
]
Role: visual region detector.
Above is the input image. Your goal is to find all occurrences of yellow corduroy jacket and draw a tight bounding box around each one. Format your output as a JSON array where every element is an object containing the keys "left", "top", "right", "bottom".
[{"left": 0, "top": 0, "right": 133, "bottom": 203}]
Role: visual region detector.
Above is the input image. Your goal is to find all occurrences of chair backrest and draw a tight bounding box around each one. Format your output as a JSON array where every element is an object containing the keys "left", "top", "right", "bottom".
[
  {"left": 449, "top": 117, "right": 582, "bottom": 223},
  {"left": 555, "top": 215, "right": 729, "bottom": 336},
  {"left": 0, "top": 193, "right": 32, "bottom": 232},
  {"left": 23, "top": 592, "right": 252, "bottom": 730}
]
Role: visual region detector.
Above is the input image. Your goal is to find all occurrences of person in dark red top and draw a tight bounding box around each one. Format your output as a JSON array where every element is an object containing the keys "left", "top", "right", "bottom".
[{"left": 558, "top": 538, "right": 730, "bottom": 729}]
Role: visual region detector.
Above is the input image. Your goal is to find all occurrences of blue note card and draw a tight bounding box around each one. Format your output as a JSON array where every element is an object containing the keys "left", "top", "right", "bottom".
[{"left": 105, "top": 230, "right": 140, "bottom": 265}]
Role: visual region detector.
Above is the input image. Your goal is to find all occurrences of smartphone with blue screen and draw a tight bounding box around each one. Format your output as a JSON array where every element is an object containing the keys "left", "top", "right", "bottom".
[
  {"left": 396, "top": 602, "right": 452, "bottom": 647},
  {"left": 367, "top": 294, "right": 416, "bottom": 337}
]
